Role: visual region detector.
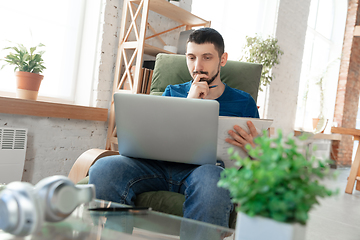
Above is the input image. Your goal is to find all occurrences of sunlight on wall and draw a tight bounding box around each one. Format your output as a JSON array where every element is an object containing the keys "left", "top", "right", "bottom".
[{"left": 294, "top": 0, "right": 347, "bottom": 132}]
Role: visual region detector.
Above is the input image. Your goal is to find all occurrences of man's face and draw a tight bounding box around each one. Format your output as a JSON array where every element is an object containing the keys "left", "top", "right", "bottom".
[{"left": 186, "top": 42, "right": 223, "bottom": 85}]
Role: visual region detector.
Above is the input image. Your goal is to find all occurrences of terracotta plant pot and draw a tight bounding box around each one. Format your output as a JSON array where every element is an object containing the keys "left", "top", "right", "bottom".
[
  {"left": 312, "top": 118, "right": 320, "bottom": 131},
  {"left": 15, "top": 71, "right": 44, "bottom": 100},
  {"left": 312, "top": 117, "right": 328, "bottom": 133}
]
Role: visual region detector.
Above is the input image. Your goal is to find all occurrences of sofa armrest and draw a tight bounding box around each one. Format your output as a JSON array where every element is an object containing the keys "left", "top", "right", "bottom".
[{"left": 68, "top": 148, "right": 119, "bottom": 183}]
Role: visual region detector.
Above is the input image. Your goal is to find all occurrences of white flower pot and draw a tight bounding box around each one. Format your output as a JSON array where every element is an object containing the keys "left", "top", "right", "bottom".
[{"left": 235, "top": 212, "right": 306, "bottom": 240}]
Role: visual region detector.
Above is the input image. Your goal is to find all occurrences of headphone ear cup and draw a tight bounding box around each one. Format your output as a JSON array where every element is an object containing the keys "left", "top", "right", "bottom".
[
  {"left": 35, "top": 176, "right": 74, "bottom": 222},
  {"left": 0, "top": 182, "right": 42, "bottom": 236},
  {"left": 35, "top": 175, "right": 95, "bottom": 222}
]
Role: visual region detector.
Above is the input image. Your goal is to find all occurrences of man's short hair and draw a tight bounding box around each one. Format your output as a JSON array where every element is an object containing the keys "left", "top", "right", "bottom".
[{"left": 187, "top": 28, "right": 225, "bottom": 58}]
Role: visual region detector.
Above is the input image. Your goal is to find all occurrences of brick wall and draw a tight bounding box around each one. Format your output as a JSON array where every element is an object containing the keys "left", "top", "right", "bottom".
[{"left": 332, "top": 0, "right": 360, "bottom": 166}]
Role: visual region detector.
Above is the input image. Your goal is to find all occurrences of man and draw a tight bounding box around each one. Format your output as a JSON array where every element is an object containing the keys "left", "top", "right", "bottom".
[
  {"left": 89, "top": 28, "right": 259, "bottom": 228},
  {"left": 163, "top": 28, "right": 259, "bottom": 152}
]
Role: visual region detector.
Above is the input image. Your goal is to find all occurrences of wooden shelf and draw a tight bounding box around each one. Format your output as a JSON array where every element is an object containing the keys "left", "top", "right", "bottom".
[
  {"left": 0, "top": 96, "right": 108, "bottom": 122},
  {"left": 294, "top": 130, "right": 342, "bottom": 140},
  {"left": 313, "top": 133, "right": 341, "bottom": 141},
  {"left": 313, "top": 133, "right": 342, "bottom": 140},
  {"left": 132, "top": 0, "right": 210, "bottom": 27},
  {"left": 106, "top": 0, "right": 210, "bottom": 150},
  {"left": 144, "top": 44, "right": 175, "bottom": 56},
  {"left": 331, "top": 127, "right": 360, "bottom": 137}
]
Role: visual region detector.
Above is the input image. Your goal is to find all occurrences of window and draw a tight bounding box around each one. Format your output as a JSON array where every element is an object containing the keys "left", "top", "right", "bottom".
[
  {"left": 294, "top": 0, "right": 347, "bottom": 132},
  {"left": 0, "top": 0, "right": 102, "bottom": 105}
]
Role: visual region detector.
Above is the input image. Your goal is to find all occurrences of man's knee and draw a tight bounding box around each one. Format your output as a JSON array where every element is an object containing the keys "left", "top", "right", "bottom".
[
  {"left": 190, "top": 164, "right": 223, "bottom": 188},
  {"left": 183, "top": 164, "right": 232, "bottom": 227},
  {"left": 185, "top": 164, "right": 230, "bottom": 201},
  {"left": 89, "top": 155, "right": 135, "bottom": 178},
  {"left": 89, "top": 155, "right": 136, "bottom": 203},
  {"left": 89, "top": 155, "right": 136, "bottom": 192}
]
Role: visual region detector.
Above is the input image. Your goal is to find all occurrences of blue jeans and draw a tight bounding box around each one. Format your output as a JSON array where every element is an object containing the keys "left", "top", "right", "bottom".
[{"left": 88, "top": 155, "right": 233, "bottom": 227}]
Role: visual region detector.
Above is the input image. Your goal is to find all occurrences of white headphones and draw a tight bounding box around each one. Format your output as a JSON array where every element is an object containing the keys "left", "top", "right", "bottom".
[{"left": 0, "top": 175, "right": 95, "bottom": 236}]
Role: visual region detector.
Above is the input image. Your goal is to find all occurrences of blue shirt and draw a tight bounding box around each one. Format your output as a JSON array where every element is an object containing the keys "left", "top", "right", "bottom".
[{"left": 162, "top": 81, "right": 259, "bottom": 118}]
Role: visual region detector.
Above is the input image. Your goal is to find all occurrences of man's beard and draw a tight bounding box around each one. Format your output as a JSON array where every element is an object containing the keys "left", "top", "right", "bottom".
[{"left": 193, "top": 68, "right": 220, "bottom": 86}]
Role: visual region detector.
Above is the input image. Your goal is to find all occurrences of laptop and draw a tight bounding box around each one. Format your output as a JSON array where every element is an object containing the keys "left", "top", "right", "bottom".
[
  {"left": 113, "top": 93, "right": 219, "bottom": 165},
  {"left": 177, "top": 29, "right": 194, "bottom": 54}
]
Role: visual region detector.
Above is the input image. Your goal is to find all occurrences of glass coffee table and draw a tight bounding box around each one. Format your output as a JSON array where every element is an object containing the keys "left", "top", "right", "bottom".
[{"left": 0, "top": 199, "right": 235, "bottom": 240}]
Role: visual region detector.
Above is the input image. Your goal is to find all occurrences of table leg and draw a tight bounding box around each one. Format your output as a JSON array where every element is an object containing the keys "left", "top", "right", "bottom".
[
  {"left": 345, "top": 144, "right": 360, "bottom": 194},
  {"left": 356, "top": 162, "right": 360, "bottom": 191}
]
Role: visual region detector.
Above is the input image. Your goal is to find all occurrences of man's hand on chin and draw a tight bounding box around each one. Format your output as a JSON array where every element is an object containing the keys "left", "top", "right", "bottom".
[
  {"left": 225, "top": 121, "right": 258, "bottom": 153},
  {"left": 187, "top": 73, "right": 210, "bottom": 99}
]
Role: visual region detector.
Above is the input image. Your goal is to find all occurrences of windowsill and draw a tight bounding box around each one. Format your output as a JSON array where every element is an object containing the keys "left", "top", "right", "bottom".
[{"left": 0, "top": 96, "right": 108, "bottom": 122}]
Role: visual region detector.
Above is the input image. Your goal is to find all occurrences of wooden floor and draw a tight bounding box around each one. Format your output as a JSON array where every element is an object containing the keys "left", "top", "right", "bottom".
[{"left": 306, "top": 168, "right": 360, "bottom": 240}]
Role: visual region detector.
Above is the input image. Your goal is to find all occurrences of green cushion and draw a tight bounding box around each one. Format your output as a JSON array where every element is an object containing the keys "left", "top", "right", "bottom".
[
  {"left": 79, "top": 176, "right": 237, "bottom": 228},
  {"left": 78, "top": 176, "right": 90, "bottom": 185},
  {"left": 150, "top": 53, "right": 262, "bottom": 102},
  {"left": 7, "top": 180, "right": 178, "bottom": 219},
  {"left": 79, "top": 177, "right": 184, "bottom": 216},
  {"left": 135, "top": 191, "right": 185, "bottom": 217}
]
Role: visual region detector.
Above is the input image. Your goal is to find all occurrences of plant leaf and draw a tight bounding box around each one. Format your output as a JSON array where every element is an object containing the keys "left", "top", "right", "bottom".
[
  {"left": 218, "top": 128, "right": 338, "bottom": 224},
  {"left": 1, "top": 42, "right": 46, "bottom": 73}
]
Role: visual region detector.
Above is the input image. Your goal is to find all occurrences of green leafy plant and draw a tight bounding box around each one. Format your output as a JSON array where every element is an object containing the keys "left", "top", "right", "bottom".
[
  {"left": 1, "top": 42, "right": 46, "bottom": 74},
  {"left": 218, "top": 129, "right": 337, "bottom": 225},
  {"left": 240, "top": 35, "right": 283, "bottom": 91}
]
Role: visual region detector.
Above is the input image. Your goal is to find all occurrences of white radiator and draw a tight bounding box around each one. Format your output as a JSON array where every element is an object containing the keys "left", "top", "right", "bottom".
[{"left": 0, "top": 128, "right": 28, "bottom": 184}]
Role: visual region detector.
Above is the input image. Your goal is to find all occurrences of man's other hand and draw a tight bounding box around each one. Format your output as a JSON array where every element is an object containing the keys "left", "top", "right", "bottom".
[
  {"left": 187, "top": 73, "right": 209, "bottom": 99},
  {"left": 225, "top": 121, "right": 258, "bottom": 152}
]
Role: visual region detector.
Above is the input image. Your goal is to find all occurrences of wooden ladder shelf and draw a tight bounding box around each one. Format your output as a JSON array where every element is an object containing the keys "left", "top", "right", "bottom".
[{"left": 105, "top": 0, "right": 210, "bottom": 150}]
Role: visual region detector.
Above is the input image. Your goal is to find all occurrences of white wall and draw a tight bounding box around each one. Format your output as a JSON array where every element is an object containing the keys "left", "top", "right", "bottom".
[
  {"left": 0, "top": 115, "right": 108, "bottom": 184},
  {"left": 267, "top": 0, "right": 312, "bottom": 135}
]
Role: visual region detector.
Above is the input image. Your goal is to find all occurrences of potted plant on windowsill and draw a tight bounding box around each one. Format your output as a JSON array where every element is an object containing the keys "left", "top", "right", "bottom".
[
  {"left": 218, "top": 130, "right": 337, "bottom": 240},
  {"left": 1, "top": 43, "right": 46, "bottom": 100}
]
